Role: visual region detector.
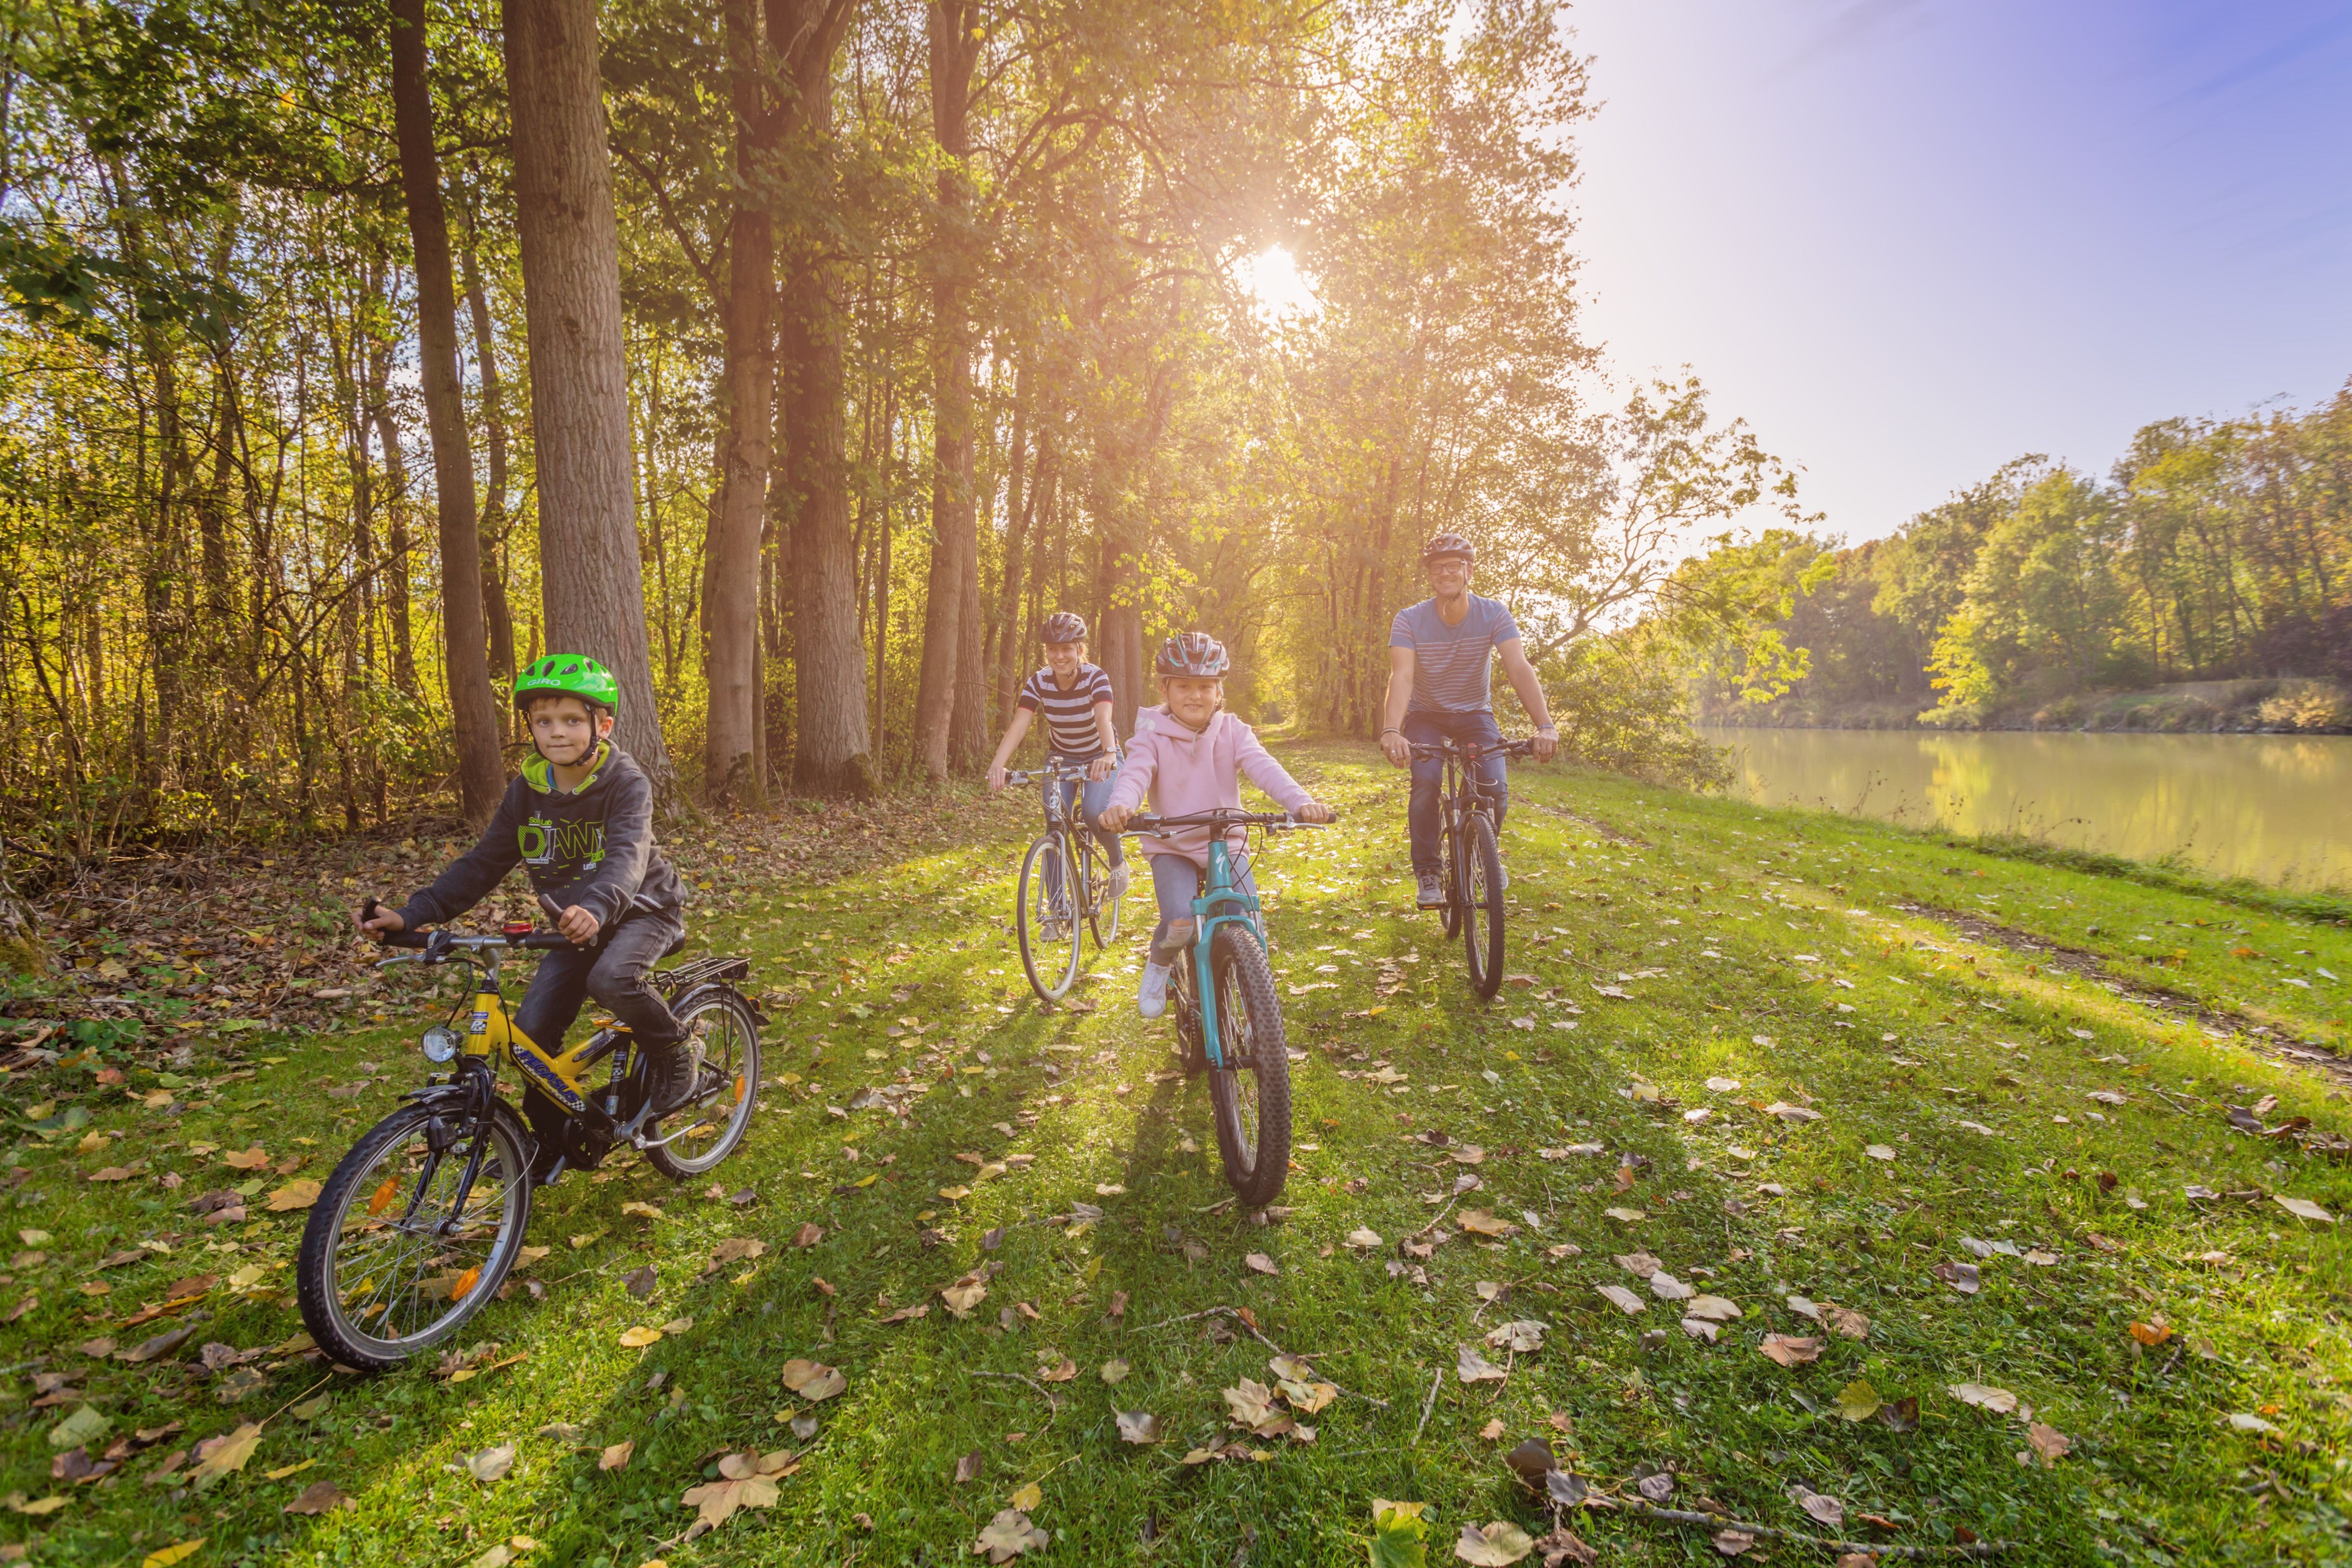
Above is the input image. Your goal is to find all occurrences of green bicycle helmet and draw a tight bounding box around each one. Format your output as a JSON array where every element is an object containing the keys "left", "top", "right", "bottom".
[{"left": 514, "top": 654, "right": 621, "bottom": 716}]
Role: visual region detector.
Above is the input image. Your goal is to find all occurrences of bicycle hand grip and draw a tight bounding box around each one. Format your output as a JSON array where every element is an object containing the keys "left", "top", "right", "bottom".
[{"left": 359, "top": 898, "right": 430, "bottom": 948}]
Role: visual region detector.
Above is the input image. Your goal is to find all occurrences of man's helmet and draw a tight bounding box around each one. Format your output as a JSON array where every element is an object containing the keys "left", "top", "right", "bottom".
[
  {"left": 1039, "top": 611, "right": 1088, "bottom": 644},
  {"left": 1154, "top": 631, "right": 1231, "bottom": 678},
  {"left": 1421, "top": 531, "right": 1475, "bottom": 564},
  {"left": 514, "top": 654, "right": 620, "bottom": 716}
]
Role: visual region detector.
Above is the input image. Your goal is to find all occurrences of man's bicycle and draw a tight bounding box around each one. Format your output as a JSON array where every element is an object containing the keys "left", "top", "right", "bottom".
[
  {"left": 1007, "top": 761, "right": 1123, "bottom": 1002},
  {"left": 1125, "top": 809, "right": 1323, "bottom": 1206},
  {"left": 294, "top": 906, "right": 763, "bottom": 1369},
  {"left": 1409, "top": 737, "right": 1538, "bottom": 998}
]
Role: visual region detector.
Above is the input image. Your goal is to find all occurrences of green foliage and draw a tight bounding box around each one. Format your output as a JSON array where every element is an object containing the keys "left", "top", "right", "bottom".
[
  {"left": 1366, "top": 1499, "right": 1430, "bottom": 1567},
  {"left": 1538, "top": 636, "right": 1731, "bottom": 788}
]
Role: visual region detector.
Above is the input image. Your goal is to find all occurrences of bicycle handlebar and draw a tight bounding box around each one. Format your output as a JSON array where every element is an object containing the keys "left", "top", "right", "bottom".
[
  {"left": 1004, "top": 760, "right": 1100, "bottom": 785},
  {"left": 359, "top": 899, "right": 571, "bottom": 958},
  {"left": 1404, "top": 737, "right": 1544, "bottom": 759},
  {"left": 1123, "top": 809, "right": 1332, "bottom": 834}
]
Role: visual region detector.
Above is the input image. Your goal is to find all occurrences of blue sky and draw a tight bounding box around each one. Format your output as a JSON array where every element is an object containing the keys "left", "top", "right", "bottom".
[{"left": 1565, "top": 0, "right": 2352, "bottom": 543}]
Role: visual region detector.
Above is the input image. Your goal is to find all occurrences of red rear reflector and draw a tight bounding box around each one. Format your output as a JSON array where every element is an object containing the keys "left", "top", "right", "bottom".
[{"left": 502, "top": 922, "right": 534, "bottom": 937}]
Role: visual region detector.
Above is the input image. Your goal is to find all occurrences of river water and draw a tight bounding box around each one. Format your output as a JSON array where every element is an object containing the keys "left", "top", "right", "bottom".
[{"left": 1695, "top": 726, "right": 2352, "bottom": 888}]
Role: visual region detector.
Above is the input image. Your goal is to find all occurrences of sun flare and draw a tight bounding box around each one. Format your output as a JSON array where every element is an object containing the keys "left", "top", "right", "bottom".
[{"left": 1233, "top": 243, "right": 1320, "bottom": 321}]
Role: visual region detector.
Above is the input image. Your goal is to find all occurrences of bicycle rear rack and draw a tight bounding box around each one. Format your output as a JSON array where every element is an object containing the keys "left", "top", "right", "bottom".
[{"left": 653, "top": 954, "right": 752, "bottom": 994}]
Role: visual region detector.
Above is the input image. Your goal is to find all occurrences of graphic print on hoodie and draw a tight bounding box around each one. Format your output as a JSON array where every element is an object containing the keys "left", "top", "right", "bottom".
[{"left": 395, "top": 742, "right": 686, "bottom": 931}]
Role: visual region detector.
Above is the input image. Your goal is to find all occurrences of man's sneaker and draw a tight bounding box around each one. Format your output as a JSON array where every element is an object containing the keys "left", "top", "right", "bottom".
[
  {"left": 651, "top": 1039, "right": 706, "bottom": 1116},
  {"left": 1138, "top": 961, "right": 1173, "bottom": 1019},
  {"left": 1415, "top": 873, "right": 1445, "bottom": 908},
  {"left": 1108, "top": 862, "right": 1130, "bottom": 900},
  {"left": 1040, "top": 912, "right": 1067, "bottom": 942}
]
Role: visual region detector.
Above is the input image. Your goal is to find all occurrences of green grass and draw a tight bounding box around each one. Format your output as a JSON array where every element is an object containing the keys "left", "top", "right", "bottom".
[{"left": 5, "top": 741, "right": 2352, "bottom": 1566}]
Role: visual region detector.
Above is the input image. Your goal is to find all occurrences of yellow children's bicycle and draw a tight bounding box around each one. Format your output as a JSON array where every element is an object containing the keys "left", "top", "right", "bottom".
[{"left": 293, "top": 906, "right": 763, "bottom": 1369}]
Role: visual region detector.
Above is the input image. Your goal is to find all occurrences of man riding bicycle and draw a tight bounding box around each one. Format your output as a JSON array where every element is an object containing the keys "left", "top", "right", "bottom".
[{"left": 1379, "top": 533, "right": 1560, "bottom": 908}]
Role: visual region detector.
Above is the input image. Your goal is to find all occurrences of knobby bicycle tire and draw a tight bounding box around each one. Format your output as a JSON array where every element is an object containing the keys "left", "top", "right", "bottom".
[
  {"left": 1463, "top": 810, "right": 1507, "bottom": 998},
  {"left": 1016, "top": 834, "right": 1083, "bottom": 1001},
  {"left": 296, "top": 1098, "right": 533, "bottom": 1370},
  {"left": 644, "top": 987, "right": 764, "bottom": 1179},
  {"left": 1205, "top": 922, "right": 1292, "bottom": 1207}
]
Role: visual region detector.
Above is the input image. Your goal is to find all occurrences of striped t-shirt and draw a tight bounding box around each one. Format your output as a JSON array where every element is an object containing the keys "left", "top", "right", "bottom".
[
  {"left": 1390, "top": 594, "right": 1521, "bottom": 713},
  {"left": 1018, "top": 663, "right": 1115, "bottom": 756}
]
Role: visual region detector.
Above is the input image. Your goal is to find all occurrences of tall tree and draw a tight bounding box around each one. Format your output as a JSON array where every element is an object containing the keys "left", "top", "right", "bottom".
[
  {"left": 501, "top": 0, "right": 672, "bottom": 783},
  {"left": 910, "top": 0, "right": 980, "bottom": 780},
  {"left": 389, "top": 0, "right": 504, "bottom": 823}
]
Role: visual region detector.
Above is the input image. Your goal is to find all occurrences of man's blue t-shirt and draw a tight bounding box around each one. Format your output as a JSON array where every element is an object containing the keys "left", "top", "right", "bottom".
[{"left": 1389, "top": 593, "right": 1521, "bottom": 714}]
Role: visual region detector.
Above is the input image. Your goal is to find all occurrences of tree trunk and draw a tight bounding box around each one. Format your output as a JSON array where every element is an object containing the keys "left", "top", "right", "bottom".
[
  {"left": 701, "top": 0, "right": 776, "bottom": 809},
  {"left": 910, "top": 0, "right": 980, "bottom": 782},
  {"left": 392, "top": 0, "right": 505, "bottom": 824},
  {"left": 502, "top": 0, "right": 672, "bottom": 788},
  {"left": 949, "top": 478, "right": 987, "bottom": 770},
  {"left": 461, "top": 235, "right": 518, "bottom": 690},
  {"left": 370, "top": 404, "right": 421, "bottom": 698},
  {"left": 993, "top": 422, "right": 1039, "bottom": 725}
]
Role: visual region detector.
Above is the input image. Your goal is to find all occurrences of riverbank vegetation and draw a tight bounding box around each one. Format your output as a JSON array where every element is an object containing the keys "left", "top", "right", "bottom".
[
  {"left": 1684, "top": 388, "right": 2352, "bottom": 733},
  {"left": 2, "top": 744, "right": 2349, "bottom": 1565}
]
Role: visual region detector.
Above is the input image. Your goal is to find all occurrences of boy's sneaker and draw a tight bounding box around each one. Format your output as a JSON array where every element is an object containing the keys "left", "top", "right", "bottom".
[
  {"left": 651, "top": 1039, "right": 706, "bottom": 1116},
  {"left": 1108, "top": 862, "right": 1130, "bottom": 900},
  {"left": 1138, "top": 961, "right": 1173, "bottom": 1019},
  {"left": 1415, "top": 873, "right": 1445, "bottom": 908}
]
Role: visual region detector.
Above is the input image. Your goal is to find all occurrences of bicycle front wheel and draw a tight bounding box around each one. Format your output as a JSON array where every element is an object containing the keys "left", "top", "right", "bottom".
[
  {"left": 1089, "top": 841, "right": 1123, "bottom": 948},
  {"left": 295, "top": 1097, "right": 533, "bottom": 1370},
  {"left": 1016, "top": 834, "right": 1083, "bottom": 1001},
  {"left": 1205, "top": 923, "right": 1292, "bottom": 1207},
  {"left": 1463, "top": 811, "right": 1507, "bottom": 998}
]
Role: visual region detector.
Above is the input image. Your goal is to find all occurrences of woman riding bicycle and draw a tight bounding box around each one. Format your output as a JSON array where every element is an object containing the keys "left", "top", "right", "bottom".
[
  {"left": 987, "top": 613, "right": 1129, "bottom": 925},
  {"left": 1098, "top": 633, "right": 1333, "bottom": 1019}
]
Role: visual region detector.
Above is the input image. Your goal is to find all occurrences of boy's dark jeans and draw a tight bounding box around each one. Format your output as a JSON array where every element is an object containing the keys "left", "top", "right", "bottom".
[{"left": 513, "top": 913, "right": 686, "bottom": 1166}]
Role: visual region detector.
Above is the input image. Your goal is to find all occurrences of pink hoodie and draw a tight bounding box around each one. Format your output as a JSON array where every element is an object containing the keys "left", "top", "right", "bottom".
[{"left": 1105, "top": 706, "right": 1316, "bottom": 869}]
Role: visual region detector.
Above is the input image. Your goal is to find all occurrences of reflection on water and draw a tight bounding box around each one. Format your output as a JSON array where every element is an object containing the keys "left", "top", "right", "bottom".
[{"left": 1696, "top": 726, "right": 2352, "bottom": 888}]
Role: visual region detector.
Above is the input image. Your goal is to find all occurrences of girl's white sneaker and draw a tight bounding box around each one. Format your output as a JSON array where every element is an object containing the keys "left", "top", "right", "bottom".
[{"left": 1138, "top": 961, "right": 1173, "bottom": 1018}]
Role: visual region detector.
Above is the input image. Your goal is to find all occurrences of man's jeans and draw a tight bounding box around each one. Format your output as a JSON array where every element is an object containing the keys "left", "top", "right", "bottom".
[{"left": 1403, "top": 708, "right": 1508, "bottom": 876}]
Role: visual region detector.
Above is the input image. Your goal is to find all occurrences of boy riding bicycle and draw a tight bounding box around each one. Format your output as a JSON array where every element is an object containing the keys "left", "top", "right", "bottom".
[
  {"left": 987, "top": 613, "right": 1129, "bottom": 931},
  {"left": 355, "top": 655, "right": 695, "bottom": 1181},
  {"left": 1098, "top": 633, "right": 1333, "bottom": 1019}
]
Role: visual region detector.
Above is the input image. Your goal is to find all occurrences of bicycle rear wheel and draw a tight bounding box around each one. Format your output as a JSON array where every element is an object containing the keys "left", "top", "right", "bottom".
[
  {"left": 1205, "top": 923, "right": 1292, "bottom": 1206},
  {"left": 1462, "top": 811, "right": 1507, "bottom": 998},
  {"left": 1089, "top": 840, "right": 1122, "bottom": 949},
  {"left": 296, "top": 1097, "right": 533, "bottom": 1370},
  {"left": 644, "top": 988, "right": 763, "bottom": 1179},
  {"left": 1016, "top": 834, "right": 1083, "bottom": 1001}
]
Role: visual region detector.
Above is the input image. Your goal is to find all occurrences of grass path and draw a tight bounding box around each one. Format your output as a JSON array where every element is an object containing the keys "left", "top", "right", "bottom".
[{"left": 5, "top": 741, "right": 2352, "bottom": 1566}]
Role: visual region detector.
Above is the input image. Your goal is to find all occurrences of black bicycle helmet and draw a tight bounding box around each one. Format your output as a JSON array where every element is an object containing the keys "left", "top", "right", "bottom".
[
  {"left": 1039, "top": 611, "right": 1088, "bottom": 644},
  {"left": 1154, "top": 631, "right": 1231, "bottom": 678},
  {"left": 1421, "top": 531, "right": 1475, "bottom": 564}
]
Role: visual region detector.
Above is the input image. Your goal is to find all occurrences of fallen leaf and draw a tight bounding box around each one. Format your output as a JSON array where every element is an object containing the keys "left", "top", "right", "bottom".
[
  {"left": 1793, "top": 1486, "right": 1844, "bottom": 1528},
  {"left": 1454, "top": 1520, "right": 1537, "bottom": 1565},
  {"left": 781, "top": 1359, "right": 846, "bottom": 1401},
  {"left": 465, "top": 1443, "right": 516, "bottom": 1482},
  {"left": 1008, "top": 1481, "right": 1042, "bottom": 1512},
  {"left": 1457, "top": 1344, "right": 1509, "bottom": 1383},
  {"left": 1036, "top": 1356, "right": 1078, "bottom": 1384},
  {"left": 1932, "top": 1261, "right": 1981, "bottom": 1295},
  {"left": 282, "top": 1480, "right": 346, "bottom": 1515},
  {"left": 142, "top": 1541, "right": 206, "bottom": 1568},
  {"left": 1459, "top": 1210, "right": 1519, "bottom": 1238},
  {"left": 1279, "top": 1379, "right": 1339, "bottom": 1414},
  {"left": 46, "top": 1406, "right": 109, "bottom": 1451},
  {"left": 189, "top": 1423, "right": 262, "bottom": 1489},
  {"left": 601, "top": 1441, "right": 634, "bottom": 1472},
  {"left": 1863, "top": 1145, "right": 1895, "bottom": 1162},
  {"left": 1685, "top": 1294, "right": 1743, "bottom": 1322},
  {"left": 1837, "top": 1380, "right": 1882, "bottom": 1421},
  {"left": 1759, "top": 1334, "right": 1823, "bottom": 1366},
  {"left": 617, "top": 1327, "right": 663, "bottom": 1348},
  {"left": 1712, "top": 1527, "right": 1757, "bottom": 1557},
  {"left": 2274, "top": 1195, "right": 2336, "bottom": 1224},
  {"left": 265, "top": 1179, "right": 322, "bottom": 1212},
  {"left": 1615, "top": 1250, "right": 1665, "bottom": 1275},
  {"left": 940, "top": 1272, "right": 989, "bottom": 1317},
  {"left": 2228, "top": 1412, "right": 2280, "bottom": 1435},
  {"left": 1223, "top": 1378, "right": 1281, "bottom": 1427},
  {"left": 1823, "top": 1304, "right": 1871, "bottom": 1339},
  {"left": 9, "top": 1496, "right": 70, "bottom": 1517},
  {"left": 1479, "top": 1418, "right": 1507, "bottom": 1442},
  {"left": 2129, "top": 1320, "right": 2173, "bottom": 1347},
  {"left": 1486, "top": 1319, "right": 1546, "bottom": 1353},
  {"left": 679, "top": 1453, "right": 789, "bottom": 1534},
  {"left": 1950, "top": 1383, "right": 2019, "bottom": 1414},
  {"left": 1533, "top": 1526, "right": 1597, "bottom": 1567},
  {"left": 1345, "top": 1228, "right": 1384, "bottom": 1250},
  {"left": 1115, "top": 1410, "right": 1162, "bottom": 1445},
  {"left": 2025, "top": 1423, "right": 2070, "bottom": 1467},
  {"left": 620, "top": 1201, "right": 663, "bottom": 1221},
  {"left": 973, "top": 1507, "right": 1049, "bottom": 1563},
  {"left": 1244, "top": 1252, "right": 1280, "bottom": 1275},
  {"left": 1601, "top": 1207, "right": 1645, "bottom": 1223},
  {"left": 1593, "top": 1284, "right": 1646, "bottom": 1315},
  {"left": 1647, "top": 1272, "right": 1694, "bottom": 1302},
  {"left": 1100, "top": 1359, "right": 1131, "bottom": 1385},
  {"left": 221, "top": 1147, "right": 270, "bottom": 1170},
  {"left": 956, "top": 1449, "right": 984, "bottom": 1483}
]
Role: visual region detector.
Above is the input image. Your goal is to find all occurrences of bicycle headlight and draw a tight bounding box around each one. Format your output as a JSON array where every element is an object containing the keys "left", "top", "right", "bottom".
[{"left": 420, "top": 1025, "right": 461, "bottom": 1064}]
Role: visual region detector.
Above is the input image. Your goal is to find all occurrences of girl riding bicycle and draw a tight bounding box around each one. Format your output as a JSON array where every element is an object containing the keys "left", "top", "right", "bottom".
[
  {"left": 988, "top": 613, "right": 1128, "bottom": 923},
  {"left": 1098, "top": 633, "right": 1333, "bottom": 1019}
]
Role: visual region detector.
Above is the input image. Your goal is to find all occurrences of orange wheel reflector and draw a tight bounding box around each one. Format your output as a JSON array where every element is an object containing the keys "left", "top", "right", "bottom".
[
  {"left": 451, "top": 1265, "right": 482, "bottom": 1300},
  {"left": 734, "top": 1074, "right": 747, "bottom": 1104},
  {"left": 368, "top": 1178, "right": 398, "bottom": 1215}
]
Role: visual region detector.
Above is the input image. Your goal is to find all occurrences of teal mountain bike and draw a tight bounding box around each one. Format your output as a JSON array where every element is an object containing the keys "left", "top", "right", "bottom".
[{"left": 1125, "top": 809, "right": 1324, "bottom": 1206}]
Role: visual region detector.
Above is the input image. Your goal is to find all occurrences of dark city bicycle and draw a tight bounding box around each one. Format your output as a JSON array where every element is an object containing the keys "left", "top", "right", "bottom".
[
  {"left": 1409, "top": 737, "right": 1539, "bottom": 998},
  {"left": 1007, "top": 761, "right": 1124, "bottom": 1002},
  {"left": 1124, "top": 809, "right": 1325, "bottom": 1206}
]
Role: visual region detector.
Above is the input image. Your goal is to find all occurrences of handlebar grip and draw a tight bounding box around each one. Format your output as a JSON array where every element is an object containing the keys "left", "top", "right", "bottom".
[
  {"left": 517, "top": 933, "right": 572, "bottom": 950},
  {"left": 359, "top": 898, "right": 431, "bottom": 948}
]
